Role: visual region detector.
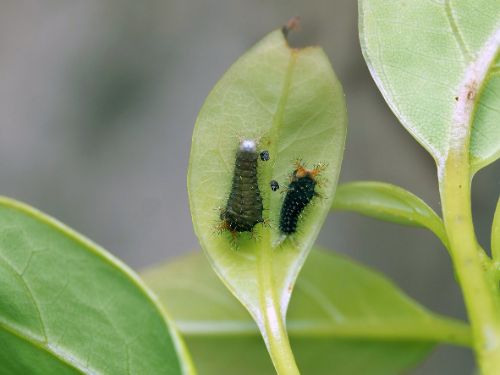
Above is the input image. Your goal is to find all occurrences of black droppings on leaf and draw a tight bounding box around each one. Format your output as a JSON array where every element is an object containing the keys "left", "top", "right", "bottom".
[
  {"left": 270, "top": 180, "right": 280, "bottom": 191},
  {"left": 260, "top": 150, "right": 270, "bottom": 161}
]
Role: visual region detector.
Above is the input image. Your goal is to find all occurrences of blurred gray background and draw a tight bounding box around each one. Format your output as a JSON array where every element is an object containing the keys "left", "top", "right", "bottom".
[{"left": 1, "top": 1, "right": 498, "bottom": 374}]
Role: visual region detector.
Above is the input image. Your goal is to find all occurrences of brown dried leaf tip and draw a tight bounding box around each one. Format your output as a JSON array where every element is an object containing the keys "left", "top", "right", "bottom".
[{"left": 282, "top": 16, "right": 301, "bottom": 38}]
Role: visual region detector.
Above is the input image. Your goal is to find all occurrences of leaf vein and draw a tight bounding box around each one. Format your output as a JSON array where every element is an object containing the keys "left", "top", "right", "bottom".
[
  {"left": 0, "top": 252, "right": 48, "bottom": 342},
  {"left": 444, "top": 0, "right": 472, "bottom": 62}
]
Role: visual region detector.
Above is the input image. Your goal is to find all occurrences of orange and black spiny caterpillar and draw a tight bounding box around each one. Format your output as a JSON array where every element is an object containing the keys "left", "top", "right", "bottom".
[
  {"left": 219, "top": 140, "right": 264, "bottom": 234},
  {"left": 279, "top": 161, "right": 324, "bottom": 235}
]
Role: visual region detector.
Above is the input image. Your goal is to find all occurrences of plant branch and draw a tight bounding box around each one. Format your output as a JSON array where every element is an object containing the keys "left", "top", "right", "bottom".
[
  {"left": 440, "top": 161, "right": 500, "bottom": 373},
  {"left": 439, "top": 27, "right": 500, "bottom": 375}
]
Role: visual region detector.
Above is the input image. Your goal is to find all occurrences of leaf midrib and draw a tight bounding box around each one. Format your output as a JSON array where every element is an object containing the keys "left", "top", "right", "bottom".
[
  {"left": 254, "top": 37, "right": 298, "bottom": 360},
  {"left": 175, "top": 318, "right": 471, "bottom": 346}
]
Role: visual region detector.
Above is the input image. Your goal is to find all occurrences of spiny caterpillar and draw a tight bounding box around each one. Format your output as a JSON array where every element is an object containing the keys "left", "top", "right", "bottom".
[
  {"left": 279, "top": 161, "right": 325, "bottom": 235},
  {"left": 219, "top": 140, "right": 264, "bottom": 236}
]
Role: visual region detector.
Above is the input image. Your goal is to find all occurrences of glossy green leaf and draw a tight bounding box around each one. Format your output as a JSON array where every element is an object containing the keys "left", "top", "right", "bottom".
[
  {"left": 332, "top": 181, "right": 448, "bottom": 246},
  {"left": 359, "top": 0, "right": 500, "bottom": 172},
  {"left": 0, "top": 197, "right": 193, "bottom": 374},
  {"left": 188, "top": 27, "right": 347, "bottom": 371},
  {"left": 142, "top": 249, "right": 471, "bottom": 375}
]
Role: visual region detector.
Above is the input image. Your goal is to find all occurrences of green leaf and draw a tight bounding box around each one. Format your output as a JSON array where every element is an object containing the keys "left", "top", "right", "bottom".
[
  {"left": 332, "top": 181, "right": 448, "bottom": 246},
  {"left": 492, "top": 196, "right": 500, "bottom": 261},
  {"left": 0, "top": 197, "right": 193, "bottom": 374},
  {"left": 359, "top": 0, "right": 500, "bottom": 172},
  {"left": 493, "top": 197, "right": 500, "bottom": 295},
  {"left": 142, "top": 249, "right": 472, "bottom": 375},
  {"left": 188, "top": 27, "right": 347, "bottom": 371}
]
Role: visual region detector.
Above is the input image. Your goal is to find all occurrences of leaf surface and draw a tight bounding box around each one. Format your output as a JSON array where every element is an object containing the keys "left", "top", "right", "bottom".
[
  {"left": 0, "top": 197, "right": 192, "bottom": 374},
  {"left": 332, "top": 181, "right": 447, "bottom": 245},
  {"left": 359, "top": 0, "right": 500, "bottom": 172},
  {"left": 142, "top": 249, "right": 471, "bottom": 375},
  {"left": 187, "top": 28, "right": 347, "bottom": 369}
]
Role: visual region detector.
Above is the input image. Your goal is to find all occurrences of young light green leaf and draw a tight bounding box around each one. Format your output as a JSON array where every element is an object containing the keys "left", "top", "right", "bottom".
[
  {"left": 141, "top": 249, "right": 471, "bottom": 375},
  {"left": 332, "top": 181, "right": 448, "bottom": 246},
  {"left": 0, "top": 197, "right": 193, "bottom": 375},
  {"left": 188, "top": 27, "right": 347, "bottom": 372},
  {"left": 359, "top": 0, "right": 500, "bottom": 172}
]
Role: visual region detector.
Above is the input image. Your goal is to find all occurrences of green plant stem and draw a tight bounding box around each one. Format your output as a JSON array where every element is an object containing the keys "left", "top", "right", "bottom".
[
  {"left": 258, "top": 233, "right": 300, "bottom": 375},
  {"left": 440, "top": 153, "right": 500, "bottom": 374}
]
